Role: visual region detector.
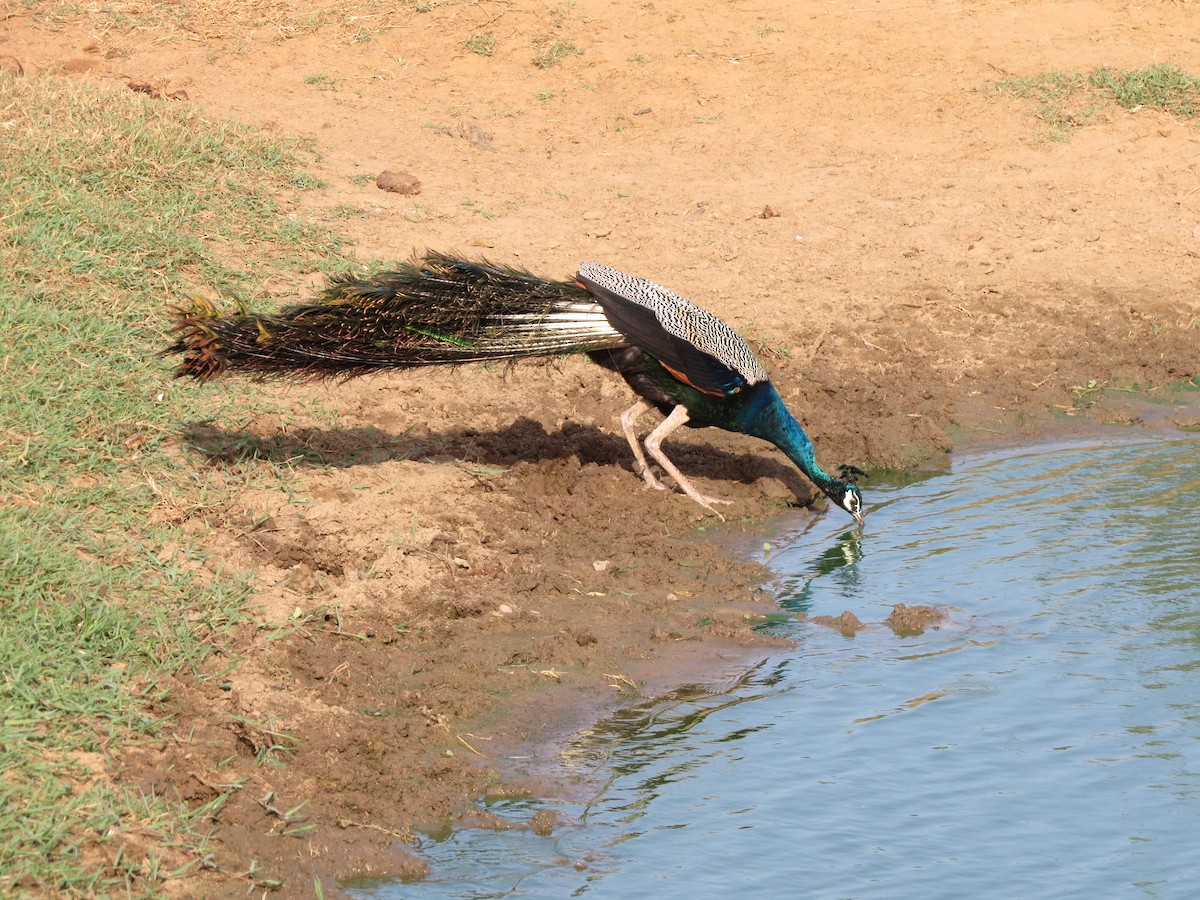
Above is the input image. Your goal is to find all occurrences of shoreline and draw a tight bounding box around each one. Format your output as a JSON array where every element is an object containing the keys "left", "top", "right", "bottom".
[
  {"left": 477, "top": 391, "right": 1200, "bottom": 787},
  {"left": 159, "top": 391, "right": 1199, "bottom": 895}
]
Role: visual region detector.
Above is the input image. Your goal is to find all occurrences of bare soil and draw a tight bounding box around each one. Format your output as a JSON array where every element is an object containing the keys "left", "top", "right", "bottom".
[{"left": 5, "top": 1, "right": 1200, "bottom": 895}]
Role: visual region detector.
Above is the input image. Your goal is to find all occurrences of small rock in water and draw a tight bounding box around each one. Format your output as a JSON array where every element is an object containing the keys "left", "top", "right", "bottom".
[
  {"left": 885, "top": 603, "right": 946, "bottom": 636},
  {"left": 531, "top": 809, "right": 560, "bottom": 836},
  {"left": 811, "top": 611, "right": 864, "bottom": 635}
]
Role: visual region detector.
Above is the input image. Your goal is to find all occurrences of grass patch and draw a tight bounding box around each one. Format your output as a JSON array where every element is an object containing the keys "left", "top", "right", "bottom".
[
  {"left": 304, "top": 72, "right": 337, "bottom": 90},
  {"left": 993, "top": 64, "right": 1200, "bottom": 141},
  {"left": 0, "top": 73, "right": 344, "bottom": 894},
  {"left": 465, "top": 32, "right": 496, "bottom": 57},
  {"left": 533, "top": 39, "right": 583, "bottom": 69},
  {"left": 1089, "top": 64, "right": 1200, "bottom": 116},
  {"left": 993, "top": 63, "right": 1200, "bottom": 141},
  {"left": 992, "top": 70, "right": 1094, "bottom": 141}
]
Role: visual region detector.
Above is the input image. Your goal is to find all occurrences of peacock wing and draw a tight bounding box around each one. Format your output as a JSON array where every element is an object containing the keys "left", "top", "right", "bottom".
[{"left": 576, "top": 263, "right": 768, "bottom": 398}]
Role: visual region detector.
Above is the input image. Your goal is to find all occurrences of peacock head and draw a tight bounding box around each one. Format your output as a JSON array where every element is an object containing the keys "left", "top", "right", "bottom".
[
  {"left": 827, "top": 464, "right": 866, "bottom": 526},
  {"left": 824, "top": 480, "right": 865, "bottom": 526}
]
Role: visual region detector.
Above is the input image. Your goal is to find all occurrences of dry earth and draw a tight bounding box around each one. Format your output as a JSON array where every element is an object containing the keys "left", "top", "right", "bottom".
[{"left": 5, "top": 0, "right": 1200, "bottom": 895}]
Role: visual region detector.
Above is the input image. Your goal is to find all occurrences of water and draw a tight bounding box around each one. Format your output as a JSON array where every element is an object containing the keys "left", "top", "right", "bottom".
[{"left": 349, "top": 434, "right": 1200, "bottom": 899}]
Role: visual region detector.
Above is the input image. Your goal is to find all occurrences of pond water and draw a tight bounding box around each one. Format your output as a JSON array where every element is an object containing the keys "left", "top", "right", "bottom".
[{"left": 349, "top": 432, "right": 1200, "bottom": 899}]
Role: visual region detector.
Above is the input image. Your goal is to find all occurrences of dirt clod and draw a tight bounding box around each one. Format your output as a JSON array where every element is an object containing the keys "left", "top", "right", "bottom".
[
  {"left": 531, "top": 809, "right": 561, "bottom": 836},
  {"left": 126, "top": 78, "right": 187, "bottom": 100},
  {"left": 886, "top": 604, "right": 948, "bottom": 636},
  {"left": 376, "top": 170, "right": 422, "bottom": 195},
  {"left": 810, "top": 611, "right": 866, "bottom": 635}
]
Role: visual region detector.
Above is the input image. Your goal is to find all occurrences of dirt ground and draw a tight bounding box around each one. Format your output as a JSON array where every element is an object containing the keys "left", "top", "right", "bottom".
[{"left": 6, "top": 0, "right": 1200, "bottom": 894}]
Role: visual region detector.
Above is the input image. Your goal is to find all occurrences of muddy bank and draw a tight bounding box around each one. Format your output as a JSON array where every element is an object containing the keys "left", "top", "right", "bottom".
[{"left": 125, "top": 378, "right": 1197, "bottom": 897}]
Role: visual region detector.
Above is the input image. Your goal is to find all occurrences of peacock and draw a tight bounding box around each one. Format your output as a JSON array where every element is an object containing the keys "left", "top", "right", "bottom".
[{"left": 165, "top": 253, "right": 866, "bottom": 524}]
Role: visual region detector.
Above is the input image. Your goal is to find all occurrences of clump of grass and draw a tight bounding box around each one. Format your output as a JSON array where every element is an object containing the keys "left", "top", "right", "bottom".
[
  {"left": 465, "top": 32, "right": 495, "bottom": 56},
  {"left": 547, "top": 0, "right": 576, "bottom": 28},
  {"left": 1152, "top": 314, "right": 1199, "bottom": 335},
  {"left": 993, "top": 64, "right": 1200, "bottom": 141},
  {"left": 324, "top": 203, "right": 366, "bottom": 219},
  {"left": 1069, "top": 378, "right": 1106, "bottom": 408},
  {"left": 992, "top": 71, "right": 1088, "bottom": 104},
  {"left": 992, "top": 71, "right": 1097, "bottom": 141},
  {"left": 304, "top": 72, "right": 337, "bottom": 90},
  {"left": 0, "top": 72, "right": 343, "bottom": 894},
  {"left": 1089, "top": 64, "right": 1200, "bottom": 116},
  {"left": 533, "top": 39, "right": 582, "bottom": 69}
]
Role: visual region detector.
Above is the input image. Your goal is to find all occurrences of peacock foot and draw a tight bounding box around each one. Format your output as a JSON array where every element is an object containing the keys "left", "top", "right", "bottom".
[
  {"left": 671, "top": 484, "right": 733, "bottom": 521},
  {"left": 638, "top": 466, "right": 669, "bottom": 492}
]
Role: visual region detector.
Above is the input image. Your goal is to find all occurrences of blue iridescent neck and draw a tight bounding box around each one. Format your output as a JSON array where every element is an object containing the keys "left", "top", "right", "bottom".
[{"left": 744, "top": 382, "right": 841, "bottom": 497}]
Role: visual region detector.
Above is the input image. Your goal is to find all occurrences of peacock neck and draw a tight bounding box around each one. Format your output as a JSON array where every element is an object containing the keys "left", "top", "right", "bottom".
[{"left": 745, "top": 382, "right": 840, "bottom": 496}]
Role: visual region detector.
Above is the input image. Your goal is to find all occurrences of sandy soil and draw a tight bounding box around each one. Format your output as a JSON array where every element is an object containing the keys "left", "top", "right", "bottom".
[{"left": 5, "top": 0, "right": 1200, "bottom": 894}]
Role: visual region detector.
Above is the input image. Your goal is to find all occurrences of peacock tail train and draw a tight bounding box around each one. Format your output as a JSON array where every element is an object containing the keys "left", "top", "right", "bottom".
[{"left": 167, "top": 255, "right": 627, "bottom": 382}]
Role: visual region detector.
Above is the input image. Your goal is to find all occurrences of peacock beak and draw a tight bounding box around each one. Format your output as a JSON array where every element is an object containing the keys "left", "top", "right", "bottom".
[{"left": 853, "top": 510, "right": 866, "bottom": 527}]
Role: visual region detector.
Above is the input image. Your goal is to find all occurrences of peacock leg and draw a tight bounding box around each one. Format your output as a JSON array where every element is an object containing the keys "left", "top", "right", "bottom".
[
  {"left": 619, "top": 400, "right": 667, "bottom": 491},
  {"left": 643, "top": 405, "right": 733, "bottom": 518}
]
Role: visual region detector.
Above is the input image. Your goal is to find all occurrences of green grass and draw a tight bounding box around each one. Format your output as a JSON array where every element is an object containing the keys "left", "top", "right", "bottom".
[
  {"left": 0, "top": 73, "right": 344, "bottom": 895},
  {"left": 992, "top": 70, "right": 1094, "bottom": 141},
  {"left": 533, "top": 39, "right": 582, "bottom": 69},
  {"left": 304, "top": 72, "right": 337, "bottom": 90},
  {"left": 465, "top": 32, "right": 495, "bottom": 57},
  {"left": 993, "top": 64, "right": 1200, "bottom": 141},
  {"left": 1089, "top": 64, "right": 1200, "bottom": 116}
]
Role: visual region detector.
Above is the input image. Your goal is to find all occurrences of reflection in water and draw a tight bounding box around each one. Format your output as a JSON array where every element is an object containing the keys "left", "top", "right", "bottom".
[
  {"left": 573, "top": 662, "right": 781, "bottom": 834},
  {"left": 775, "top": 526, "right": 865, "bottom": 611},
  {"left": 349, "top": 433, "right": 1200, "bottom": 899},
  {"left": 560, "top": 663, "right": 776, "bottom": 774}
]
